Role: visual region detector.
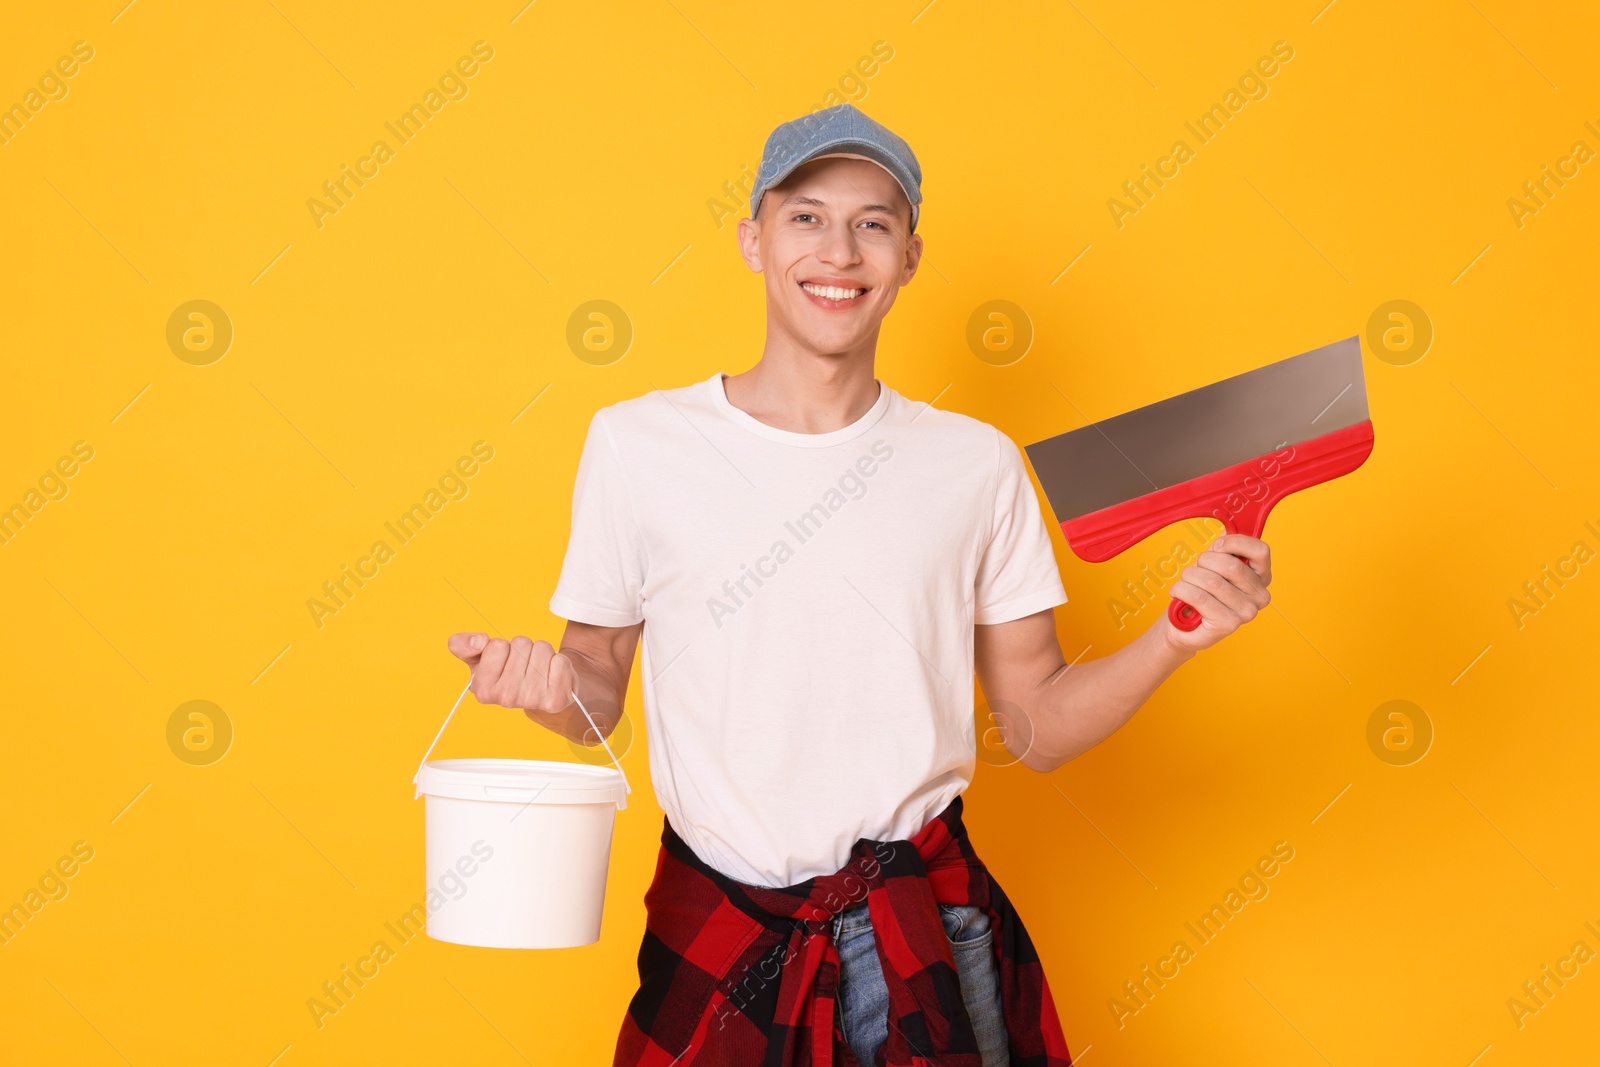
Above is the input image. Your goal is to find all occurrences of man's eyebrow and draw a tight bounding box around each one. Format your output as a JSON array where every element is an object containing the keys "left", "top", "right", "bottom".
[{"left": 778, "top": 194, "right": 902, "bottom": 216}]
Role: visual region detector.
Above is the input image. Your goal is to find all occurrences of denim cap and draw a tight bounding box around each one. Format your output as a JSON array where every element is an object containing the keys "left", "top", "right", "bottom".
[{"left": 749, "top": 102, "right": 923, "bottom": 233}]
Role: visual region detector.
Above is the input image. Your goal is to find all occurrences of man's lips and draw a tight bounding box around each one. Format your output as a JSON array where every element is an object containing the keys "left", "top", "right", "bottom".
[{"left": 798, "top": 280, "right": 871, "bottom": 309}]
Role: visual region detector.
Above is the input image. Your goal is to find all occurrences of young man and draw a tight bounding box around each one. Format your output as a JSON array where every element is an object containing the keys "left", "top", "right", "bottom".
[{"left": 448, "top": 103, "right": 1271, "bottom": 1066}]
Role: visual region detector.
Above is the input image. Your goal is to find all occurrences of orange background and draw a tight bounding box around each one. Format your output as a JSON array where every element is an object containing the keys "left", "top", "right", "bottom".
[{"left": 2, "top": 1, "right": 1597, "bottom": 1064}]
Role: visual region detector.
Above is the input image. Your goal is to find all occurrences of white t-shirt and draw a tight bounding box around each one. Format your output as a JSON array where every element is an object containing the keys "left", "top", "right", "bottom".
[{"left": 549, "top": 372, "right": 1067, "bottom": 887}]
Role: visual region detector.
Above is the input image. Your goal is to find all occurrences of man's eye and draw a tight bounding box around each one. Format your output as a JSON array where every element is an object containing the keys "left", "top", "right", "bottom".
[
  {"left": 793, "top": 213, "right": 817, "bottom": 223},
  {"left": 862, "top": 220, "right": 886, "bottom": 230}
]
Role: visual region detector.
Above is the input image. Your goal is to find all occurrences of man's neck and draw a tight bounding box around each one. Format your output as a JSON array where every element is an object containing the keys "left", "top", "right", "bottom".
[{"left": 721, "top": 351, "right": 881, "bottom": 435}]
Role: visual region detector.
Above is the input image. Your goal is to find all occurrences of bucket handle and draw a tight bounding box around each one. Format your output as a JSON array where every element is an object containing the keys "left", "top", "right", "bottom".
[{"left": 412, "top": 671, "right": 632, "bottom": 808}]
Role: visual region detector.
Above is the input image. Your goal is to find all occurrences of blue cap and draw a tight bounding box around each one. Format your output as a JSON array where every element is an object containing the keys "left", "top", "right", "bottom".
[{"left": 749, "top": 103, "right": 923, "bottom": 233}]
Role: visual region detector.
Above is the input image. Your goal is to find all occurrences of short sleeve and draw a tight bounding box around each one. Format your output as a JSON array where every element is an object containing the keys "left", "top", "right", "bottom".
[
  {"left": 549, "top": 410, "right": 647, "bottom": 627},
  {"left": 973, "top": 429, "right": 1068, "bottom": 625}
]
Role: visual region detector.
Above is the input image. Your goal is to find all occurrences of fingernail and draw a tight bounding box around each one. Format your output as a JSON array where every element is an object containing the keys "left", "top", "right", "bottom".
[{"left": 469, "top": 634, "right": 485, "bottom": 650}]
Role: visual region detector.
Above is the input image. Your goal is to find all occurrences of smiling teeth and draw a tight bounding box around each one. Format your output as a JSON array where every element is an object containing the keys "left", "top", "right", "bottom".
[{"left": 802, "top": 283, "right": 866, "bottom": 300}]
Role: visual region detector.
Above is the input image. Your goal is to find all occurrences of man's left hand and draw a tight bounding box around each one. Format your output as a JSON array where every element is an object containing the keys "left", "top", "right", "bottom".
[{"left": 1161, "top": 533, "right": 1273, "bottom": 655}]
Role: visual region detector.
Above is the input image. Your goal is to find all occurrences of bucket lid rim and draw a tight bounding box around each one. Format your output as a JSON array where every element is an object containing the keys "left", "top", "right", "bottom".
[
  {"left": 421, "top": 757, "right": 624, "bottom": 780},
  {"left": 415, "top": 758, "right": 628, "bottom": 807}
]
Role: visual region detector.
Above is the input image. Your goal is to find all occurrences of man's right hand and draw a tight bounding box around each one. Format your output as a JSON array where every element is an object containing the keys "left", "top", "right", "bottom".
[{"left": 446, "top": 633, "right": 576, "bottom": 716}]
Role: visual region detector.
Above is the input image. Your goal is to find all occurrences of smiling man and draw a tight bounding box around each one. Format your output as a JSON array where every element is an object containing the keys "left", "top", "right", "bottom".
[{"left": 448, "top": 103, "right": 1271, "bottom": 1066}]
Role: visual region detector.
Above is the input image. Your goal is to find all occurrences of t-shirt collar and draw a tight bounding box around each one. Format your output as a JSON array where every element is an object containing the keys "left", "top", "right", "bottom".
[{"left": 707, "top": 371, "right": 891, "bottom": 448}]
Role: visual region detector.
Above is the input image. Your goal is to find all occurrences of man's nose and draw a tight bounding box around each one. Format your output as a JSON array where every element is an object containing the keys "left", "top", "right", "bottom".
[{"left": 815, "top": 226, "right": 863, "bottom": 267}]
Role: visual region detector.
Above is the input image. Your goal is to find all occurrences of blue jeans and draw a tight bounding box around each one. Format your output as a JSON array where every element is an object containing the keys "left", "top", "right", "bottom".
[{"left": 831, "top": 899, "right": 1011, "bottom": 1065}]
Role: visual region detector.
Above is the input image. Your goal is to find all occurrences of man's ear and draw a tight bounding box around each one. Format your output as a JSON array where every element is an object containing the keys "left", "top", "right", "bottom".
[
  {"left": 899, "top": 231, "right": 923, "bottom": 286},
  {"left": 735, "top": 215, "right": 764, "bottom": 273}
]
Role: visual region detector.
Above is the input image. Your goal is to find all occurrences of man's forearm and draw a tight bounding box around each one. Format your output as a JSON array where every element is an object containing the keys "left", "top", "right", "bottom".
[{"left": 1016, "top": 622, "right": 1195, "bottom": 773}]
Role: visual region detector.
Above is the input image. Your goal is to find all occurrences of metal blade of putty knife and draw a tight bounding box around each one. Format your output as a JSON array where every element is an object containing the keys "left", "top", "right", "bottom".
[{"left": 1024, "top": 334, "right": 1375, "bottom": 630}]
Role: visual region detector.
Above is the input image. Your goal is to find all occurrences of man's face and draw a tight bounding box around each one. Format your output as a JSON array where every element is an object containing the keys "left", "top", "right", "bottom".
[{"left": 737, "top": 155, "right": 922, "bottom": 357}]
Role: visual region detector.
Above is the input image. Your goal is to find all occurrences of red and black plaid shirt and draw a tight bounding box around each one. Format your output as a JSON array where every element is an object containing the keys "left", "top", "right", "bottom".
[{"left": 612, "top": 793, "right": 1074, "bottom": 1066}]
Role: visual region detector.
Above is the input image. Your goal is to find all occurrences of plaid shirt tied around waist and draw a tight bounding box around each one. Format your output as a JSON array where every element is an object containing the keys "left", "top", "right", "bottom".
[{"left": 612, "top": 794, "right": 1074, "bottom": 1066}]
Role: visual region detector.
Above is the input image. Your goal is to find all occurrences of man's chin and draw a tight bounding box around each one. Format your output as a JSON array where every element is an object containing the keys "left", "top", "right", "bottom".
[{"left": 790, "top": 325, "right": 875, "bottom": 355}]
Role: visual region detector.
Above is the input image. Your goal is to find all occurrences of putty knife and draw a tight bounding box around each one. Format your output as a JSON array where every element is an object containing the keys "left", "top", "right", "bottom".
[{"left": 1024, "top": 335, "right": 1375, "bottom": 631}]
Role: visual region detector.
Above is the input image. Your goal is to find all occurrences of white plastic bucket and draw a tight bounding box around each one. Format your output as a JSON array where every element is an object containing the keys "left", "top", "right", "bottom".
[
  {"left": 415, "top": 758, "right": 628, "bottom": 948},
  {"left": 411, "top": 677, "right": 632, "bottom": 950}
]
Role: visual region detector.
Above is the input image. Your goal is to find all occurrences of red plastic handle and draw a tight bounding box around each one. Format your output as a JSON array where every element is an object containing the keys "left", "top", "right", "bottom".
[
  {"left": 1168, "top": 598, "right": 1202, "bottom": 630},
  {"left": 1164, "top": 598, "right": 1203, "bottom": 630}
]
